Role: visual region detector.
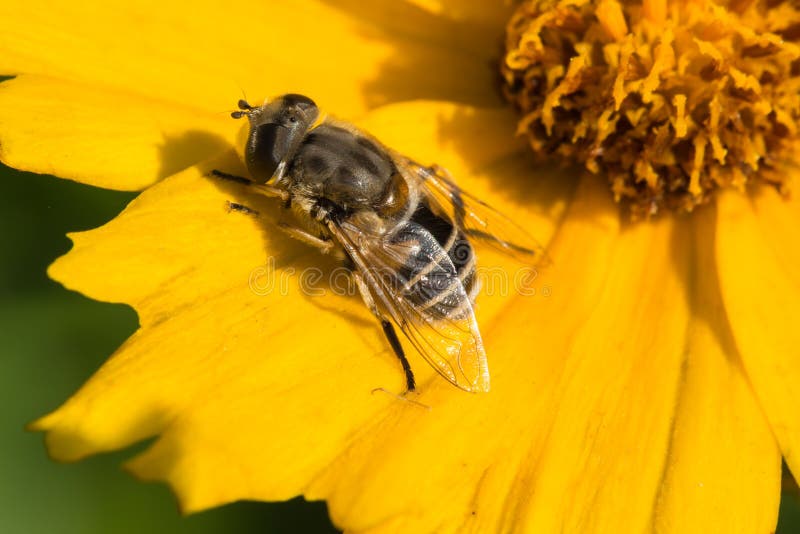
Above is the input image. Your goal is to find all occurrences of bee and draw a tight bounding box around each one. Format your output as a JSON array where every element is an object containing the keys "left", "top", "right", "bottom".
[{"left": 213, "top": 94, "right": 542, "bottom": 393}]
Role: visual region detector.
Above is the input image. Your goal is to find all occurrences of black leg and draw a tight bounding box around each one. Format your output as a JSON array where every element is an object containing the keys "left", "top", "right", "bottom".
[
  {"left": 381, "top": 319, "right": 416, "bottom": 392},
  {"left": 209, "top": 169, "right": 290, "bottom": 202},
  {"left": 210, "top": 169, "right": 252, "bottom": 185},
  {"left": 225, "top": 201, "right": 259, "bottom": 216},
  {"left": 463, "top": 228, "right": 537, "bottom": 256},
  {"left": 319, "top": 209, "right": 417, "bottom": 393}
]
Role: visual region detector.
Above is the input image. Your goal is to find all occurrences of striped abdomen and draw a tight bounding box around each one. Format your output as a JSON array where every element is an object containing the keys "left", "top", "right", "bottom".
[{"left": 388, "top": 200, "right": 478, "bottom": 320}]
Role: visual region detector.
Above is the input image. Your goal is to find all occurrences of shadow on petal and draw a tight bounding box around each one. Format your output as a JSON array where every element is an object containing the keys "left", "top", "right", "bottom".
[
  {"left": 157, "top": 130, "right": 233, "bottom": 182},
  {"left": 321, "top": 0, "right": 505, "bottom": 109}
]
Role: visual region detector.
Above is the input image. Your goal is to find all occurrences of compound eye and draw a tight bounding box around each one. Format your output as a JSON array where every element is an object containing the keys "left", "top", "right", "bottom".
[{"left": 245, "top": 123, "right": 292, "bottom": 183}]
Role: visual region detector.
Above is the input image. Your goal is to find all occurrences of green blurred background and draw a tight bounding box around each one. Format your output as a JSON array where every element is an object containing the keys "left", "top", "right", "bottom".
[
  {"left": 1, "top": 162, "right": 799, "bottom": 533},
  {"left": 0, "top": 163, "right": 337, "bottom": 533}
]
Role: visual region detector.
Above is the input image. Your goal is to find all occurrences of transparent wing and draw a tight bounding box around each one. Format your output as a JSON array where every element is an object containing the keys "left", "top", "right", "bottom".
[
  {"left": 325, "top": 216, "right": 490, "bottom": 393},
  {"left": 394, "top": 155, "right": 547, "bottom": 263}
]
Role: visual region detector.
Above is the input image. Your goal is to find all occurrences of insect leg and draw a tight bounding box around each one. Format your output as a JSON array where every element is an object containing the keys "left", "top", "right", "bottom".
[
  {"left": 277, "top": 223, "right": 334, "bottom": 253},
  {"left": 209, "top": 169, "right": 251, "bottom": 185},
  {"left": 214, "top": 171, "right": 331, "bottom": 253},
  {"left": 462, "top": 228, "right": 540, "bottom": 256},
  {"left": 225, "top": 201, "right": 259, "bottom": 216},
  {"left": 209, "top": 170, "right": 289, "bottom": 201},
  {"left": 352, "top": 271, "right": 416, "bottom": 392}
]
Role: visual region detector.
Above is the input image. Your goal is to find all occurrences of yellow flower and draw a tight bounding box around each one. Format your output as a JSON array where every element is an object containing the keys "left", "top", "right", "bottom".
[{"left": 2, "top": 0, "right": 798, "bottom": 532}]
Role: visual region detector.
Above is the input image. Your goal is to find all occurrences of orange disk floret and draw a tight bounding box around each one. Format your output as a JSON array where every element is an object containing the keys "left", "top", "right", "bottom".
[{"left": 502, "top": 0, "right": 800, "bottom": 216}]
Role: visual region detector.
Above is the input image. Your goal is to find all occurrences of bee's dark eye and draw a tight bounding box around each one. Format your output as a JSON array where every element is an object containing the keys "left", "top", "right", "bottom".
[{"left": 242, "top": 94, "right": 320, "bottom": 183}]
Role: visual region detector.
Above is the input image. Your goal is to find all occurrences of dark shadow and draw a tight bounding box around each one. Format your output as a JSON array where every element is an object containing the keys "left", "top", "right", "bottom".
[
  {"left": 437, "top": 106, "right": 587, "bottom": 215},
  {"left": 319, "top": 0, "right": 505, "bottom": 109},
  {"left": 158, "top": 133, "right": 370, "bottom": 318},
  {"left": 156, "top": 130, "right": 233, "bottom": 182},
  {"left": 204, "top": 498, "right": 338, "bottom": 533},
  {"left": 307, "top": 1, "right": 594, "bottom": 227},
  {"left": 158, "top": 141, "right": 278, "bottom": 257},
  {"left": 667, "top": 200, "right": 742, "bottom": 366}
]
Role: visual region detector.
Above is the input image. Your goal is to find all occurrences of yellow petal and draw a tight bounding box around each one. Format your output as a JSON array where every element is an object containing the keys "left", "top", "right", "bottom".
[
  {"left": 652, "top": 205, "right": 780, "bottom": 533},
  {"left": 716, "top": 186, "right": 800, "bottom": 480},
  {"left": 0, "top": 0, "right": 500, "bottom": 118},
  {"left": 0, "top": 75, "right": 238, "bottom": 190},
  {"left": 493, "top": 177, "right": 691, "bottom": 533},
  {"left": 0, "top": 0, "right": 507, "bottom": 190}
]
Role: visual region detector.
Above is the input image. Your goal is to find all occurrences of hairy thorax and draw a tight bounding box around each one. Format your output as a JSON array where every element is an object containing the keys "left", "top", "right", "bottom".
[{"left": 286, "top": 123, "right": 399, "bottom": 213}]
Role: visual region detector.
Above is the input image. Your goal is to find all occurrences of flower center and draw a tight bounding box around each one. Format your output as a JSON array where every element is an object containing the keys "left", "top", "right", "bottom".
[{"left": 501, "top": 0, "right": 800, "bottom": 217}]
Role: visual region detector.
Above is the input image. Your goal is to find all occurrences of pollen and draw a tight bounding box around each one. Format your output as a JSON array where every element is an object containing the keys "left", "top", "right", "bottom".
[{"left": 501, "top": 0, "right": 800, "bottom": 216}]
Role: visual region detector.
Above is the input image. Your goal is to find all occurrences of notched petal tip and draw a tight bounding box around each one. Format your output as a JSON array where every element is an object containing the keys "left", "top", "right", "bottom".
[
  {"left": 25, "top": 415, "right": 52, "bottom": 437},
  {"left": 27, "top": 410, "right": 104, "bottom": 463},
  {"left": 28, "top": 395, "right": 172, "bottom": 463}
]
